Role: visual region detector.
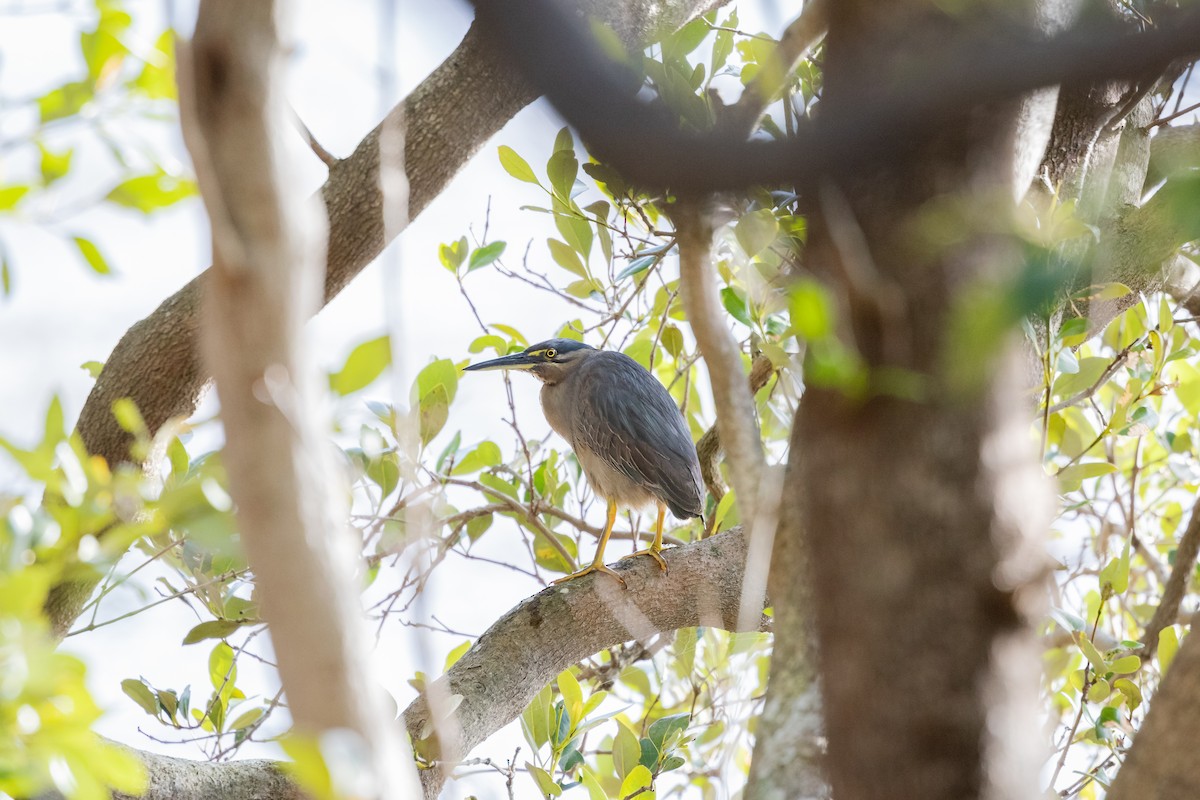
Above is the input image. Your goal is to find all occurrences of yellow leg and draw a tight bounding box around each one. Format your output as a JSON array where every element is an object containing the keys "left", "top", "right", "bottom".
[
  {"left": 552, "top": 498, "right": 626, "bottom": 586},
  {"left": 624, "top": 503, "right": 669, "bottom": 573}
]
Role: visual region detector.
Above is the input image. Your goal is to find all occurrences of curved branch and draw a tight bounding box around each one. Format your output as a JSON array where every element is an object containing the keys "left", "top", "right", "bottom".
[
  {"left": 676, "top": 200, "right": 765, "bottom": 516},
  {"left": 403, "top": 526, "right": 763, "bottom": 799}
]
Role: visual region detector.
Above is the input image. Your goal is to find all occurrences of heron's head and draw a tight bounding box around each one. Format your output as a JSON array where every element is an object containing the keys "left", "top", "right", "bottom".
[{"left": 463, "top": 338, "right": 596, "bottom": 385}]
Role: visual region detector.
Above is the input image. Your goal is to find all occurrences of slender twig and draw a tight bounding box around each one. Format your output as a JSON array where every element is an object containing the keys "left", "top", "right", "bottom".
[
  {"left": 1150, "top": 98, "right": 1200, "bottom": 129},
  {"left": 289, "top": 104, "right": 339, "bottom": 167}
]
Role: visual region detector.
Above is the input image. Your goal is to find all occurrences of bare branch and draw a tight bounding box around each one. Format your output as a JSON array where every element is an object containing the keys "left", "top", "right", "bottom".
[{"left": 676, "top": 199, "right": 765, "bottom": 515}]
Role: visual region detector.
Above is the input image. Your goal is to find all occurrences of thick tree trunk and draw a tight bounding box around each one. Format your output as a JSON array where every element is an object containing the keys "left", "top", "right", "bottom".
[{"left": 792, "top": 3, "right": 1053, "bottom": 798}]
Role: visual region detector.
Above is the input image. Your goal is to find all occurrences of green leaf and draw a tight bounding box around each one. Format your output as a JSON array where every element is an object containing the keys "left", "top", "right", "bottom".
[
  {"left": 468, "top": 241, "right": 506, "bottom": 271},
  {"left": 498, "top": 145, "right": 540, "bottom": 185},
  {"left": 647, "top": 713, "right": 689, "bottom": 748},
  {"left": 468, "top": 334, "right": 507, "bottom": 355},
  {"left": 547, "top": 149, "right": 579, "bottom": 201},
  {"left": 73, "top": 236, "right": 112, "bottom": 275},
  {"left": 617, "top": 254, "right": 657, "bottom": 281},
  {"left": 450, "top": 441, "right": 502, "bottom": 475},
  {"left": 1056, "top": 461, "right": 1117, "bottom": 493},
  {"left": 527, "top": 763, "right": 563, "bottom": 797},
  {"left": 444, "top": 640, "right": 472, "bottom": 671},
  {"left": 619, "top": 764, "right": 653, "bottom": 797},
  {"left": 557, "top": 669, "right": 583, "bottom": 726},
  {"left": 81, "top": 361, "right": 104, "bottom": 379},
  {"left": 121, "top": 679, "right": 159, "bottom": 716},
  {"left": 553, "top": 197, "right": 592, "bottom": 258},
  {"left": 209, "top": 642, "right": 236, "bottom": 690},
  {"left": 466, "top": 513, "right": 492, "bottom": 541},
  {"left": 230, "top": 706, "right": 265, "bottom": 731},
  {"left": 132, "top": 31, "right": 177, "bottom": 100},
  {"left": 1159, "top": 626, "right": 1180, "bottom": 673},
  {"left": 418, "top": 383, "right": 450, "bottom": 445},
  {"left": 0, "top": 185, "right": 31, "bottom": 211},
  {"left": 1102, "top": 537, "right": 1131, "bottom": 595},
  {"left": 553, "top": 126, "right": 574, "bottom": 154},
  {"left": 330, "top": 335, "right": 392, "bottom": 396},
  {"left": 720, "top": 286, "right": 754, "bottom": 327},
  {"left": 1077, "top": 633, "right": 1108, "bottom": 673},
  {"left": 613, "top": 722, "right": 641, "bottom": 780},
  {"left": 1109, "top": 654, "right": 1141, "bottom": 673},
  {"left": 415, "top": 358, "right": 459, "bottom": 405},
  {"left": 39, "top": 144, "right": 74, "bottom": 185},
  {"left": 735, "top": 209, "right": 779, "bottom": 257},
  {"left": 38, "top": 80, "right": 92, "bottom": 122},
  {"left": 547, "top": 238, "right": 587, "bottom": 277},
  {"left": 106, "top": 171, "right": 196, "bottom": 214},
  {"left": 439, "top": 237, "right": 468, "bottom": 272},
  {"left": 661, "top": 325, "right": 684, "bottom": 359},
  {"left": 183, "top": 619, "right": 244, "bottom": 645},
  {"left": 521, "top": 683, "right": 554, "bottom": 749},
  {"left": 789, "top": 279, "right": 833, "bottom": 340}
]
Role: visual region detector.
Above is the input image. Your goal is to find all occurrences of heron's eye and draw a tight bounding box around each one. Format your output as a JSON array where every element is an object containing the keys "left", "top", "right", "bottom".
[{"left": 545, "top": 348, "right": 558, "bottom": 359}]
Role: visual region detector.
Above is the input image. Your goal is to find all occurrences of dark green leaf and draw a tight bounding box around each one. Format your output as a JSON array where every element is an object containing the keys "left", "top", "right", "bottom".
[{"left": 721, "top": 286, "right": 753, "bottom": 326}]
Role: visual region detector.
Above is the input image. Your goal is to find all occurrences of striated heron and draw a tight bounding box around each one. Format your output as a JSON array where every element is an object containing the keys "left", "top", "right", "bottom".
[{"left": 464, "top": 338, "right": 704, "bottom": 584}]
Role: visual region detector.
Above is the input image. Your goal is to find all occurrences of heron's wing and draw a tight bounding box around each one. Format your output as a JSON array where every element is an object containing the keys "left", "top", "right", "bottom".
[{"left": 572, "top": 353, "right": 704, "bottom": 518}]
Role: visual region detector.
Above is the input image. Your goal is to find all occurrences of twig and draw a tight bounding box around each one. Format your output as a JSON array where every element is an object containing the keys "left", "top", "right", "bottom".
[
  {"left": 289, "top": 104, "right": 339, "bottom": 167},
  {"left": 1150, "top": 98, "right": 1200, "bottom": 129}
]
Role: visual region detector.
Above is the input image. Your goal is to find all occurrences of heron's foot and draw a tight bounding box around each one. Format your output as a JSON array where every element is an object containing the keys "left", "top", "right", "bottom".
[
  {"left": 624, "top": 547, "right": 669, "bottom": 574},
  {"left": 551, "top": 562, "right": 626, "bottom": 587}
]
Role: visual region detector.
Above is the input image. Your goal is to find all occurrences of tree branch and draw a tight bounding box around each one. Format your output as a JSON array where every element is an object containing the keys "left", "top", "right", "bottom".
[
  {"left": 181, "top": 0, "right": 413, "bottom": 793},
  {"left": 471, "top": 0, "right": 1200, "bottom": 193},
  {"left": 1137, "top": 496, "right": 1200, "bottom": 662},
  {"left": 676, "top": 199, "right": 765, "bottom": 517},
  {"left": 403, "top": 526, "right": 764, "bottom": 799}
]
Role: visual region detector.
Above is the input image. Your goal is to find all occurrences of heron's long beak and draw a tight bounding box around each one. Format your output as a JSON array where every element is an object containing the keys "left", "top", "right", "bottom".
[{"left": 463, "top": 352, "right": 538, "bottom": 372}]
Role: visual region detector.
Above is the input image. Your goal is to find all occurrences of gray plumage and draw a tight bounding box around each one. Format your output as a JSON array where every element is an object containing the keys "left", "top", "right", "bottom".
[{"left": 464, "top": 338, "right": 704, "bottom": 520}]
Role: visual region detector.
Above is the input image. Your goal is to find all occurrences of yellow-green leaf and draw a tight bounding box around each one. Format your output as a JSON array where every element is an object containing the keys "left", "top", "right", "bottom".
[{"left": 498, "top": 145, "right": 540, "bottom": 185}]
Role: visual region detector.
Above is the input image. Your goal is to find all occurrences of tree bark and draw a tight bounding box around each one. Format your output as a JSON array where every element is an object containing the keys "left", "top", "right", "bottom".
[
  {"left": 1107, "top": 623, "right": 1200, "bottom": 800},
  {"left": 792, "top": 3, "right": 1053, "bottom": 798},
  {"left": 181, "top": 0, "right": 413, "bottom": 794},
  {"left": 49, "top": 0, "right": 727, "bottom": 642}
]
